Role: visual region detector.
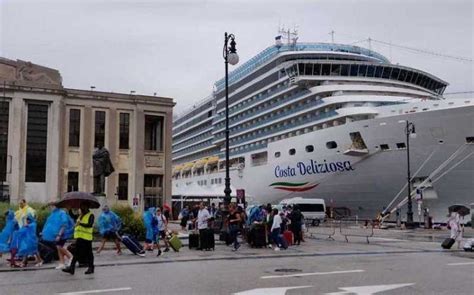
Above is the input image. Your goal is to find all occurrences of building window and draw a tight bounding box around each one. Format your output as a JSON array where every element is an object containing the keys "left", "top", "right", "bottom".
[
  {"left": 305, "top": 145, "right": 314, "bottom": 153},
  {"left": 396, "top": 142, "right": 406, "bottom": 149},
  {"left": 118, "top": 173, "right": 128, "bottom": 200},
  {"left": 145, "top": 115, "right": 164, "bottom": 151},
  {"left": 25, "top": 104, "right": 48, "bottom": 182},
  {"left": 119, "top": 113, "right": 130, "bottom": 149},
  {"left": 144, "top": 174, "right": 163, "bottom": 209},
  {"left": 326, "top": 141, "right": 337, "bottom": 149},
  {"left": 289, "top": 148, "right": 296, "bottom": 155},
  {"left": 68, "top": 109, "right": 81, "bottom": 147},
  {"left": 94, "top": 111, "right": 106, "bottom": 148},
  {"left": 0, "top": 101, "right": 9, "bottom": 182},
  {"left": 67, "top": 172, "right": 79, "bottom": 192}
]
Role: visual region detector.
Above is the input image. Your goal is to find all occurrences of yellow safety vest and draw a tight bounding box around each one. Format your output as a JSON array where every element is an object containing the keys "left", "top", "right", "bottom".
[{"left": 74, "top": 212, "right": 93, "bottom": 241}]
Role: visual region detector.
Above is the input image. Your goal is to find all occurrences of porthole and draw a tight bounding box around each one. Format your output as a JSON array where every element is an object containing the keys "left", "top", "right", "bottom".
[
  {"left": 326, "top": 141, "right": 337, "bottom": 149},
  {"left": 275, "top": 152, "right": 281, "bottom": 158},
  {"left": 305, "top": 145, "right": 314, "bottom": 152},
  {"left": 289, "top": 148, "right": 296, "bottom": 155}
]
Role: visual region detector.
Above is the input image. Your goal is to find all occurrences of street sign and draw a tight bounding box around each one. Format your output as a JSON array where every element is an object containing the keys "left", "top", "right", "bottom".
[{"left": 236, "top": 189, "right": 245, "bottom": 207}]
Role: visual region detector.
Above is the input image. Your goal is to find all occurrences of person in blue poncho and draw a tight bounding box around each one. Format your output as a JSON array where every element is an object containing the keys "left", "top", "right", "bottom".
[
  {"left": 41, "top": 203, "right": 74, "bottom": 269},
  {"left": 96, "top": 205, "right": 122, "bottom": 255},
  {"left": 10, "top": 214, "right": 42, "bottom": 267},
  {"left": 143, "top": 207, "right": 158, "bottom": 251},
  {"left": 0, "top": 210, "right": 18, "bottom": 256}
]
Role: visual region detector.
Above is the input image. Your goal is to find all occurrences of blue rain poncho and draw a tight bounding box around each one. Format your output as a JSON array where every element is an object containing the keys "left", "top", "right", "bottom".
[
  {"left": 98, "top": 211, "right": 122, "bottom": 236},
  {"left": 41, "top": 208, "right": 73, "bottom": 242},
  {"left": 12, "top": 215, "right": 38, "bottom": 256},
  {"left": 143, "top": 207, "right": 158, "bottom": 241},
  {"left": 0, "top": 210, "right": 18, "bottom": 253}
]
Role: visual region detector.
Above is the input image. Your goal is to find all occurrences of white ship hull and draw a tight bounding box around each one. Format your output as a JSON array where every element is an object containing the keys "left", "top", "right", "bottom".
[{"left": 173, "top": 101, "right": 474, "bottom": 222}]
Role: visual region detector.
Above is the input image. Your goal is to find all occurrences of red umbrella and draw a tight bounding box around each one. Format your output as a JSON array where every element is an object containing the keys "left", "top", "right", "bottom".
[{"left": 56, "top": 192, "right": 101, "bottom": 209}]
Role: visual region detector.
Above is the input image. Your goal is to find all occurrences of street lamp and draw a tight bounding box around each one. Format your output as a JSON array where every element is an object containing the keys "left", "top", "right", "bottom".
[
  {"left": 223, "top": 32, "right": 239, "bottom": 207},
  {"left": 405, "top": 121, "right": 416, "bottom": 228}
]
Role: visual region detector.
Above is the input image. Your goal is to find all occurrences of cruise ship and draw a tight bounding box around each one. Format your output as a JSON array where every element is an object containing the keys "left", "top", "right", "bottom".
[{"left": 171, "top": 36, "right": 474, "bottom": 222}]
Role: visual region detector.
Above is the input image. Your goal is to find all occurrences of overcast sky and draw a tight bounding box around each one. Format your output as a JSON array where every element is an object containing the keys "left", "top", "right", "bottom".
[{"left": 1, "top": 0, "right": 472, "bottom": 114}]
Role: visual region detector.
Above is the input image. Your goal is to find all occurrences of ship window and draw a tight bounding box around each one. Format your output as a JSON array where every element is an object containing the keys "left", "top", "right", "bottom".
[
  {"left": 330, "top": 64, "right": 340, "bottom": 76},
  {"left": 313, "top": 64, "right": 321, "bottom": 75},
  {"left": 340, "top": 64, "right": 349, "bottom": 76},
  {"left": 380, "top": 144, "right": 390, "bottom": 151},
  {"left": 326, "top": 141, "right": 337, "bottom": 149},
  {"left": 374, "top": 66, "right": 383, "bottom": 78},
  {"left": 390, "top": 68, "right": 400, "bottom": 80},
  {"left": 305, "top": 145, "right": 314, "bottom": 153},
  {"left": 396, "top": 142, "right": 406, "bottom": 149},
  {"left": 304, "top": 64, "right": 313, "bottom": 75},
  {"left": 466, "top": 137, "right": 474, "bottom": 144},
  {"left": 321, "top": 64, "right": 331, "bottom": 76},
  {"left": 274, "top": 151, "right": 281, "bottom": 158},
  {"left": 349, "top": 64, "right": 358, "bottom": 76},
  {"left": 405, "top": 71, "right": 413, "bottom": 82},
  {"left": 366, "top": 65, "right": 375, "bottom": 77},
  {"left": 289, "top": 148, "right": 296, "bottom": 155},
  {"left": 382, "top": 67, "right": 391, "bottom": 79},
  {"left": 358, "top": 65, "right": 367, "bottom": 77},
  {"left": 298, "top": 63, "right": 305, "bottom": 75},
  {"left": 398, "top": 69, "right": 407, "bottom": 82}
]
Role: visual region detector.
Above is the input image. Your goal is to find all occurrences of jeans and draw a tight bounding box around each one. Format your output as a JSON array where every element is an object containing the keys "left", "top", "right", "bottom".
[
  {"left": 229, "top": 225, "right": 240, "bottom": 249},
  {"left": 271, "top": 228, "right": 283, "bottom": 248}
]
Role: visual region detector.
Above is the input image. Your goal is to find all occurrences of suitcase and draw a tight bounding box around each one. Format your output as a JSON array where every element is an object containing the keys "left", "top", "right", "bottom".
[
  {"left": 169, "top": 235, "right": 182, "bottom": 252},
  {"left": 249, "top": 226, "right": 267, "bottom": 248},
  {"left": 283, "top": 230, "right": 294, "bottom": 246},
  {"left": 121, "top": 234, "right": 146, "bottom": 256},
  {"left": 38, "top": 241, "right": 58, "bottom": 264},
  {"left": 200, "top": 229, "right": 215, "bottom": 250},
  {"left": 279, "top": 234, "right": 288, "bottom": 249},
  {"left": 189, "top": 232, "right": 200, "bottom": 249},
  {"left": 441, "top": 238, "right": 455, "bottom": 249}
]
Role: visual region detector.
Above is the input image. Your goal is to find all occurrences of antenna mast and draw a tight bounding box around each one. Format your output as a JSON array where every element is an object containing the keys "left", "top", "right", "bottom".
[{"left": 278, "top": 25, "right": 299, "bottom": 46}]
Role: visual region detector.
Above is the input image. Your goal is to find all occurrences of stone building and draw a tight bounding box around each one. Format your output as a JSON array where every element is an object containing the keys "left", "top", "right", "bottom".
[{"left": 0, "top": 57, "right": 175, "bottom": 209}]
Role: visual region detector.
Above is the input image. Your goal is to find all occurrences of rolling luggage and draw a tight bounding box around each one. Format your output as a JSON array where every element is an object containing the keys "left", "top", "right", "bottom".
[
  {"left": 200, "top": 229, "right": 215, "bottom": 250},
  {"left": 249, "top": 226, "right": 267, "bottom": 248},
  {"left": 38, "top": 240, "right": 58, "bottom": 264},
  {"left": 189, "top": 232, "right": 200, "bottom": 249},
  {"left": 121, "top": 234, "right": 146, "bottom": 256},
  {"left": 441, "top": 238, "right": 455, "bottom": 249},
  {"left": 169, "top": 235, "right": 182, "bottom": 252},
  {"left": 283, "top": 230, "right": 294, "bottom": 246}
]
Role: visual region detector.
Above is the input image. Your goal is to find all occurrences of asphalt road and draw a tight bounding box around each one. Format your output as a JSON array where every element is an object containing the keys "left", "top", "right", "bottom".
[{"left": 0, "top": 243, "right": 472, "bottom": 295}]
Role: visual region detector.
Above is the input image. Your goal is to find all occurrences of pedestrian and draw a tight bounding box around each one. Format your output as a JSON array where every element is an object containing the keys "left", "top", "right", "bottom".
[
  {"left": 11, "top": 214, "right": 43, "bottom": 267},
  {"left": 0, "top": 210, "right": 18, "bottom": 261},
  {"left": 41, "top": 203, "right": 74, "bottom": 269},
  {"left": 228, "top": 204, "right": 242, "bottom": 251},
  {"left": 196, "top": 202, "right": 210, "bottom": 250},
  {"left": 448, "top": 211, "right": 463, "bottom": 249},
  {"left": 210, "top": 203, "right": 217, "bottom": 218},
  {"left": 15, "top": 199, "right": 36, "bottom": 228},
  {"left": 62, "top": 203, "right": 95, "bottom": 275},
  {"left": 179, "top": 205, "right": 190, "bottom": 231},
  {"left": 289, "top": 205, "right": 303, "bottom": 245},
  {"left": 97, "top": 205, "right": 122, "bottom": 255},
  {"left": 143, "top": 207, "right": 158, "bottom": 252},
  {"left": 270, "top": 208, "right": 284, "bottom": 251},
  {"left": 156, "top": 207, "right": 170, "bottom": 255}
]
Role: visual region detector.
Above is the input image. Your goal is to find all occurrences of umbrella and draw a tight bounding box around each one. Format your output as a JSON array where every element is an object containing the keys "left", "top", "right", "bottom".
[
  {"left": 56, "top": 192, "right": 101, "bottom": 209},
  {"left": 448, "top": 204, "right": 470, "bottom": 217}
]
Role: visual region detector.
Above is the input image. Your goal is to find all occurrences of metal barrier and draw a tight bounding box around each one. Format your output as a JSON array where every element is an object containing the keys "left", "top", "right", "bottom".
[
  {"left": 339, "top": 218, "right": 374, "bottom": 244},
  {"left": 306, "top": 219, "right": 337, "bottom": 241}
]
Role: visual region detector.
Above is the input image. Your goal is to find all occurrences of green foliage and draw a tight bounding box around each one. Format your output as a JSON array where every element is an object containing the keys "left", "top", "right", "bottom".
[
  {"left": 0, "top": 202, "right": 13, "bottom": 229},
  {"left": 0, "top": 202, "right": 50, "bottom": 234},
  {"left": 111, "top": 204, "right": 145, "bottom": 240}
]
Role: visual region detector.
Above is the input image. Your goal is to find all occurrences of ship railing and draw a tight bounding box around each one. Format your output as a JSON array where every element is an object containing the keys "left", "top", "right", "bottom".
[
  {"left": 339, "top": 217, "right": 375, "bottom": 244},
  {"left": 306, "top": 219, "right": 337, "bottom": 241}
]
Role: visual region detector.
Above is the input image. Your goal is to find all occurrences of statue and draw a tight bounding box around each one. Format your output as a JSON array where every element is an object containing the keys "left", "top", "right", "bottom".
[{"left": 92, "top": 146, "right": 115, "bottom": 194}]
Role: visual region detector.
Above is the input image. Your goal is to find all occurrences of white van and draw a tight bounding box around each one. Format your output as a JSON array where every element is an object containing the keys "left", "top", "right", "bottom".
[{"left": 279, "top": 197, "right": 326, "bottom": 226}]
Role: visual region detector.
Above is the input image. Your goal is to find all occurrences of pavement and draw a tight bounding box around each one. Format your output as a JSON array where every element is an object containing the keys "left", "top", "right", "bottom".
[{"left": 0, "top": 225, "right": 472, "bottom": 294}]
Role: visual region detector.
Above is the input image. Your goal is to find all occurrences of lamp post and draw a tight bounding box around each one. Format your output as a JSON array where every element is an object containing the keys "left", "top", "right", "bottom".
[
  {"left": 405, "top": 121, "right": 416, "bottom": 228},
  {"left": 223, "top": 32, "right": 239, "bottom": 207}
]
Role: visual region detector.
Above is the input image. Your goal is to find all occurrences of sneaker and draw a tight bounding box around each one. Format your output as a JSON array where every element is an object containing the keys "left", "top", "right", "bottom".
[
  {"left": 156, "top": 250, "right": 162, "bottom": 257},
  {"left": 164, "top": 248, "right": 170, "bottom": 252},
  {"left": 268, "top": 244, "right": 273, "bottom": 249},
  {"left": 35, "top": 262, "right": 43, "bottom": 267},
  {"left": 274, "top": 247, "right": 280, "bottom": 251},
  {"left": 232, "top": 247, "right": 238, "bottom": 252},
  {"left": 55, "top": 264, "right": 65, "bottom": 270},
  {"left": 66, "top": 256, "right": 73, "bottom": 267}
]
